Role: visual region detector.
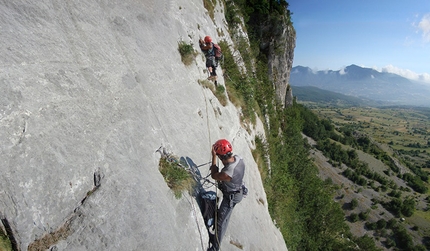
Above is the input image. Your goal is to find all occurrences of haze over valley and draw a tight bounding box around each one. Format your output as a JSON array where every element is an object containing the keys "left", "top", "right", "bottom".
[{"left": 290, "top": 65, "right": 430, "bottom": 107}]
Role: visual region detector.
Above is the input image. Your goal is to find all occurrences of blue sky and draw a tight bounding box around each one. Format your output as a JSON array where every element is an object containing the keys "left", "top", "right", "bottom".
[{"left": 288, "top": 0, "right": 430, "bottom": 82}]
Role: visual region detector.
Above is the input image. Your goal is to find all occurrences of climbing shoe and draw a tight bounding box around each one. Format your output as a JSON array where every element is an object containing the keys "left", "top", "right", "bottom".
[
  {"left": 207, "top": 246, "right": 219, "bottom": 251},
  {"left": 208, "top": 233, "right": 220, "bottom": 251}
]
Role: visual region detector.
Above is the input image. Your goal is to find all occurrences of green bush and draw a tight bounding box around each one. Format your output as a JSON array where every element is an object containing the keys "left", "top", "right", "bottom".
[
  {"left": 198, "top": 79, "right": 228, "bottom": 106},
  {"left": 359, "top": 210, "right": 370, "bottom": 221},
  {"left": 0, "top": 228, "right": 12, "bottom": 251},
  {"left": 353, "top": 235, "right": 380, "bottom": 251},
  {"left": 385, "top": 238, "right": 396, "bottom": 248},
  {"left": 392, "top": 225, "right": 414, "bottom": 250},
  {"left": 177, "top": 41, "right": 196, "bottom": 66},
  {"left": 349, "top": 213, "right": 359, "bottom": 222},
  {"left": 387, "top": 218, "right": 398, "bottom": 229},
  {"left": 215, "top": 85, "right": 228, "bottom": 106},
  {"left": 218, "top": 40, "right": 258, "bottom": 123},
  {"left": 350, "top": 198, "right": 358, "bottom": 209},
  {"left": 158, "top": 157, "right": 194, "bottom": 198},
  {"left": 401, "top": 197, "right": 415, "bottom": 217},
  {"left": 376, "top": 219, "right": 387, "bottom": 230},
  {"left": 365, "top": 222, "right": 377, "bottom": 230},
  {"left": 203, "top": 0, "right": 216, "bottom": 21}
]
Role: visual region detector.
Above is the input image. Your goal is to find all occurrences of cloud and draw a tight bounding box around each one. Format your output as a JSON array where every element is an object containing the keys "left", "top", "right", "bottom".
[
  {"left": 419, "top": 73, "right": 430, "bottom": 82},
  {"left": 339, "top": 67, "right": 346, "bottom": 75},
  {"left": 375, "top": 65, "right": 430, "bottom": 83},
  {"left": 418, "top": 14, "right": 430, "bottom": 42}
]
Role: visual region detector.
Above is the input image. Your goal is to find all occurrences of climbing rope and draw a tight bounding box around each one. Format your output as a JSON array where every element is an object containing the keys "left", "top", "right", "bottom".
[
  {"left": 187, "top": 195, "right": 205, "bottom": 250},
  {"left": 214, "top": 159, "right": 221, "bottom": 250},
  {"left": 200, "top": 76, "right": 223, "bottom": 250}
]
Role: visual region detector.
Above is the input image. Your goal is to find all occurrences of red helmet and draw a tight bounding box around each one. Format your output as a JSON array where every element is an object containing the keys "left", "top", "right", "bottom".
[
  {"left": 213, "top": 139, "right": 232, "bottom": 156},
  {"left": 204, "top": 36, "right": 212, "bottom": 44}
]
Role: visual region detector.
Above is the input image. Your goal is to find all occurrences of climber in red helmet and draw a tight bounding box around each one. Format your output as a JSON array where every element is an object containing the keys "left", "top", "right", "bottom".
[
  {"left": 208, "top": 139, "right": 246, "bottom": 251},
  {"left": 199, "top": 35, "right": 218, "bottom": 85}
]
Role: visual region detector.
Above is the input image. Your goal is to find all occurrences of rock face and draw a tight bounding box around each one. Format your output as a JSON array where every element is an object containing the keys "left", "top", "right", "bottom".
[
  {"left": 285, "top": 85, "right": 294, "bottom": 107},
  {"left": 265, "top": 17, "right": 296, "bottom": 107},
  {"left": 0, "top": 1, "right": 288, "bottom": 250}
]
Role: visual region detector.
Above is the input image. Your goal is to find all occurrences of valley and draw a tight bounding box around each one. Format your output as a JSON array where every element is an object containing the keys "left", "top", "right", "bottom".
[{"left": 301, "top": 102, "right": 430, "bottom": 250}]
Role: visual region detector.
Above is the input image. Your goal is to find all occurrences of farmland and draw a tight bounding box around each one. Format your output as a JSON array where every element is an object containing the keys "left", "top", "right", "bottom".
[{"left": 301, "top": 102, "right": 430, "bottom": 249}]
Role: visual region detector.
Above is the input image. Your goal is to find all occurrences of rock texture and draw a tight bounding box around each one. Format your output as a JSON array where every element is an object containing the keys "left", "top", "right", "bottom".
[
  {"left": 0, "top": 0, "right": 288, "bottom": 250},
  {"left": 265, "top": 17, "right": 296, "bottom": 107},
  {"left": 285, "top": 85, "right": 293, "bottom": 107}
]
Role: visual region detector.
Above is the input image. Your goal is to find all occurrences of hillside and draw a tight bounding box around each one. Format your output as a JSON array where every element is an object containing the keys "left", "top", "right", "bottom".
[
  {"left": 299, "top": 102, "right": 430, "bottom": 250},
  {"left": 0, "top": 1, "right": 288, "bottom": 250},
  {"left": 293, "top": 86, "right": 387, "bottom": 107}
]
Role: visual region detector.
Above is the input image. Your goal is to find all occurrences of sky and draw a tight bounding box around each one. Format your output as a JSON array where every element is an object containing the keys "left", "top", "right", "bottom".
[{"left": 288, "top": 0, "right": 430, "bottom": 82}]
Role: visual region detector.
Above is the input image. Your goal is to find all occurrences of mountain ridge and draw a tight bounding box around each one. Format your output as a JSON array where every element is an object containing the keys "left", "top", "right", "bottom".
[
  {"left": 292, "top": 86, "right": 388, "bottom": 107},
  {"left": 290, "top": 65, "right": 430, "bottom": 107}
]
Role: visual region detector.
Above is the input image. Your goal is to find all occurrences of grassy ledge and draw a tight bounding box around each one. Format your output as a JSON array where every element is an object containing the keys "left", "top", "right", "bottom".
[
  {"left": 178, "top": 41, "right": 197, "bottom": 66},
  {"left": 159, "top": 157, "right": 195, "bottom": 199}
]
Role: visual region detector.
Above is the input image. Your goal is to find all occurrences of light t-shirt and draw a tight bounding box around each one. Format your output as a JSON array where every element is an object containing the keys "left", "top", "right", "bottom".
[{"left": 220, "top": 155, "right": 245, "bottom": 193}]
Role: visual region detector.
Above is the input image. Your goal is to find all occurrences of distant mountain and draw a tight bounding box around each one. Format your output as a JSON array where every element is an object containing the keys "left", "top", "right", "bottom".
[
  {"left": 290, "top": 65, "right": 430, "bottom": 107},
  {"left": 292, "top": 86, "right": 388, "bottom": 107}
]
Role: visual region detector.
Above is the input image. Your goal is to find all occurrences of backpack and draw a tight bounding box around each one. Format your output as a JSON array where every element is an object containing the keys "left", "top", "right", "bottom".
[{"left": 212, "top": 43, "right": 223, "bottom": 61}]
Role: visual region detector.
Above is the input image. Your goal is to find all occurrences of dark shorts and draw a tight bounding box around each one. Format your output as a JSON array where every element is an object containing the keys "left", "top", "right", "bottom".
[{"left": 206, "top": 58, "right": 217, "bottom": 76}]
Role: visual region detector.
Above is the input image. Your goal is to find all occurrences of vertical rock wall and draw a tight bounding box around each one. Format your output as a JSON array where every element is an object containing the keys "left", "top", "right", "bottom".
[
  {"left": 0, "top": 0, "right": 289, "bottom": 250},
  {"left": 266, "top": 17, "right": 296, "bottom": 107}
]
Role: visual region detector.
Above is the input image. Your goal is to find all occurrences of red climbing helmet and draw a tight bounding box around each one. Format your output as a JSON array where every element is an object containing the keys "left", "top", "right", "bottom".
[
  {"left": 213, "top": 139, "right": 233, "bottom": 156},
  {"left": 204, "top": 36, "right": 212, "bottom": 44}
]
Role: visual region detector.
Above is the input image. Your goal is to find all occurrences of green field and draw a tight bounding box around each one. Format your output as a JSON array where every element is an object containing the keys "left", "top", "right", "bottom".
[{"left": 307, "top": 105, "right": 430, "bottom": 165}]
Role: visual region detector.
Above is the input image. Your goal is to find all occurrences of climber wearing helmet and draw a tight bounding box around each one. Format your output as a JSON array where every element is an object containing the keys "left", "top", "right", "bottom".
[
  {"left": 199, "top": 35, "right": 218, "bottom": 85},
  {"left": 204, "top": 35, "right": 212, "bottom": 44},
  {"left": 208, "top": 139, "right": 246, "bottom": 251}
]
